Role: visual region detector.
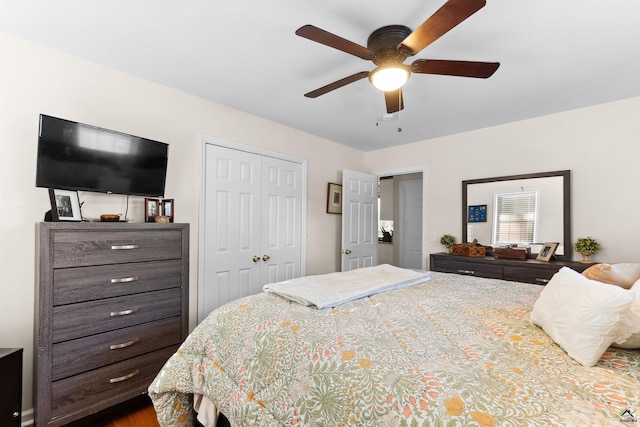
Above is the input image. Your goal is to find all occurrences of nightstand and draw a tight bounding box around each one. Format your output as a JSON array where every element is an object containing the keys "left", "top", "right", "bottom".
[{"left": 0, "top": 348, "right": 23, "bottom": 427}]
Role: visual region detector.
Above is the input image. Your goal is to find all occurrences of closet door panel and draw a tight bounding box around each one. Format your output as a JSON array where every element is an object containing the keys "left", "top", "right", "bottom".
[
  {"left": 261, "top": 156, "right": 303, "bottom": 285},
  {"left": 202, "top": 145, "right": 261, "bottom": 319}
]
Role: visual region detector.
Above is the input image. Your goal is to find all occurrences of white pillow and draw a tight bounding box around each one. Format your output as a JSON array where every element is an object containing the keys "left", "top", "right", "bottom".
[
  {"left": 612, "top": 278, "right": 640, "bottom": 349},
  {"left": 530, "top": 267, "right": 640, "bottom": 366}
]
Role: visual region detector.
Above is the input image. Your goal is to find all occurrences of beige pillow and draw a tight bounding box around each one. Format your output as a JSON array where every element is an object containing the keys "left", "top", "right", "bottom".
[{"left": 582, "top": 263, "right": 640, "bottom": 289}]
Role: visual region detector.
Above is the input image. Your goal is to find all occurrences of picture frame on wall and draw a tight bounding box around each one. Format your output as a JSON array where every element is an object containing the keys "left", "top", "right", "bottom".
[
  {"left": 468, "top": 204, "right": 487, "bottom": 223},
  {"left": 536, "top": 242, "right": 559, "bottom": 262},
  {"left": 326, "top": 183, "right": 342, "bottom": 214},
  {"left": 48, "top": 188, "right": 82, "bottom": 221},
  {"left": 162, "top": 198, "right": 174, "bottom": 222},
  {"left": 145, "top": 198, "right": 160, "bottom": 222}
]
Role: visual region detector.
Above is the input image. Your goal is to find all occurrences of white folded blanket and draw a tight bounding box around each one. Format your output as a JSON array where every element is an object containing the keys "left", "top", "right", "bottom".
[{"left": 263, "top": 264, "right": 431, "bottom": 309}]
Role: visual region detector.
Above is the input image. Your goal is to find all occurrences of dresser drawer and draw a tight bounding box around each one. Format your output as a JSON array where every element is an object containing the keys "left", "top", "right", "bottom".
[
  {"left": 432, "top": 257, "right": 502, "bottom": 279},
  {"left": 51, "top": 346, "right": 178, "bottom": 422},
  {"left": 54, "top": 259, "right": 182, "bottom": 305},
  {"left": 53, "top": 288, "right": 181, "bottom": 343},
  {"left": 503, "top": 264, "right": 560, "bottom": 285},
  {"left": 52, "top": 317, "right": 181, "bottom": 381},
  {"left": 52, "top": 229, "right": 183, "bottom": 268}
]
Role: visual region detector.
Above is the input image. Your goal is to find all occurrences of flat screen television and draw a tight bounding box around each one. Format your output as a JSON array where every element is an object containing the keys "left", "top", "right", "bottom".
[{"left": 36, "top": 114, "right": 169, "bottom": 197}]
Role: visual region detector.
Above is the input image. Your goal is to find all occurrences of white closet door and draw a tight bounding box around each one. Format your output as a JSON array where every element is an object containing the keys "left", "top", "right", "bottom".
[
  {"left": 341, "top": 169, "right": 378, "bottom": 271},
  {"left": 261, "top": 156, "right": 303, "bottom": 285},
  {"left": 200, "top": 143, "right": 304, "bottom": 321},
  {"left": 201, "top": 145, "right": 262, "bottom": 320}
]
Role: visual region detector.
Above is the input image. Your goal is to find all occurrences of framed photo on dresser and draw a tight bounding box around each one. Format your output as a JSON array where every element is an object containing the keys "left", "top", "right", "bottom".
[
  {"left": 145, "top": 198, "right": 159, "bottom": 222},
  {"left": 537, "top": 242, "right": 559, "bottom": 262},
  {"left": 48, "top": 188, "right": 82, "bottom": 221}
]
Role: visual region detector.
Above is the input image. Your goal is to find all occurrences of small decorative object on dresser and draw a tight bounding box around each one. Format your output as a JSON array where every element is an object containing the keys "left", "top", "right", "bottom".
[
  {"left": 452, "top": 242, "right": 486, "bottom": 257},
  {"left": 574, "top": 236, "right": 600, "bottom": 263},
  {"left": 439, "top": 234, "right": 455, "bottom": 253},
  {"left": 161, "top": 198, "right": 174, "bottom": 222},
  {"left": 536, "top": 242, "right": 559, "bottom": 262},
  {"left": 144, "top": 198, "right": 159, "bottom": 222},
  {"left": 494, "top": 246, "right": 529, "bottom": 260},
  {"left": 48, "top": 189, "right": 82, "bottom": 221}
]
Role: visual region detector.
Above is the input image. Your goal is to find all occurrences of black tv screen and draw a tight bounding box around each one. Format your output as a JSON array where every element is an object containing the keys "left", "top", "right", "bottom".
[{"left": 36, "top": 114, "right": 168, "bottom": 197}]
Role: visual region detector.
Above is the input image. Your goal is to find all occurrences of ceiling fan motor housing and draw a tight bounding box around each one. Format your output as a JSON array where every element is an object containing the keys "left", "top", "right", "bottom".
[{"left": 367, "top": 25, "right": 412, "bottom": 65}]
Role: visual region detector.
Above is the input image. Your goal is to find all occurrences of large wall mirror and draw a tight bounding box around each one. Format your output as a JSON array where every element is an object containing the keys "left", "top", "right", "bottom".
[{"left": 462, "top": 170, "right": 571, "bottom": 261}]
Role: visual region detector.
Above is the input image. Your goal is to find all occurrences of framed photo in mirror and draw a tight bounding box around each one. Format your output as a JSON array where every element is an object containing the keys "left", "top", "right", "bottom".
[{"left": 468, "top": 204, "right": 487, "bottom": 222}]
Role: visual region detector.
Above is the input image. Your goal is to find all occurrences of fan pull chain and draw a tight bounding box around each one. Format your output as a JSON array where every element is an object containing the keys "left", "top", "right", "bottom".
[{"left": 375, "top": 87, "right": 383, "bottom": 127}]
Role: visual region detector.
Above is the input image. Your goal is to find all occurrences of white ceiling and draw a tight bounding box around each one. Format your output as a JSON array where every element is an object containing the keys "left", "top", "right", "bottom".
[{"left": 1, "top": 0, "right": 639, "bottom": 151}]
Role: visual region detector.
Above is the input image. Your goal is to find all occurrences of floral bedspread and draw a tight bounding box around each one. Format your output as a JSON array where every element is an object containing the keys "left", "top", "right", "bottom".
[{"left": 149, "top": 272, "right": 640, "bottom": 426}]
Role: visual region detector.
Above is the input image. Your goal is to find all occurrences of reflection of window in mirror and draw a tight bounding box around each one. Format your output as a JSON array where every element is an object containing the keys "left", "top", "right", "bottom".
[{"left": 493, "top": 191, "right": 538, "bottom": 247}]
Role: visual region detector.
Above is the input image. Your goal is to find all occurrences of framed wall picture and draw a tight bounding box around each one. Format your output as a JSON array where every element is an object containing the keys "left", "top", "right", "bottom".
[
  {"left": 326, "top": 183, "right": 342, "bottom": 214},
  {"left": 468, "top": 204, "right": 487, "bottom": 223},
  {"left": 48, "top": 189, "right": 82, "bottom": 221},
  {"left": 162, "top": 198, "right": 174, "bottom": 222},
  {"left": 536, "top": 242, "right": 559, "bottom": 262},
  {"left": 145, "top": 198, "right": 160, "bottom": 222}
]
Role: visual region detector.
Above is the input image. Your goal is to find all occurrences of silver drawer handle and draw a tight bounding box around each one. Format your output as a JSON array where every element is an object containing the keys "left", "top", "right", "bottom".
[
  {"left": 110, "top": 308, "right": 139, "bottom": 317},
  {"left": 536, "top": 278, "right": 550, "bottom": 283},
  {"left": 111, "top": 244, "right": 140, "bottom": 250},
  {"left": 110, "top": 338, "right": 140, "bottom": 350},
  {"left": 109, "top": 369, "right": 139, "bottom": 383},
  {"left": 111, "top": 276, "right": 140, "bottom": 284},
  {"left": 457, "top": 269, "right": 475, "bottom": 275}
]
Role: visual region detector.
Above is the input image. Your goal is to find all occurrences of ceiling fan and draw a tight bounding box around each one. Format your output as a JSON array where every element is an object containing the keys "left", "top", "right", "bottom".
[{"left": 295, "top": 0, "right": 499, "bottom": 114}]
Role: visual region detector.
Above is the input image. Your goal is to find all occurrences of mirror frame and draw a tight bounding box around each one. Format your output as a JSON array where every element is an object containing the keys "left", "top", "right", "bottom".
[{"left": 462, "top": 170, "right": 571, "bottom": 261}]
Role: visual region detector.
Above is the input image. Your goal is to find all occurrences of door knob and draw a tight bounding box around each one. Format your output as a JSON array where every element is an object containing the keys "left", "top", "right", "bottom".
[
  {"left": 344, "top": 249, "right": 351, "bottom": 255},
  {"left": 252, "top": 255, "right": 260, "bottom": 263},
  {"left": 262, "top": 254, "right": 270, "bottom": 261}
]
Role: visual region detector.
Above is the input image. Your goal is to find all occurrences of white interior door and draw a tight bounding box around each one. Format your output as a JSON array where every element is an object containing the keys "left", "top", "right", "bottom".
[
  {"left": 398, "top": 178, "right": 423, "bottom": 269},
  {"left": 200, "top": 142, "right": 305, "bottom": 321},
  {"left": 202, "top": 144, "right": 262, "bottom": 320},
  {"left": 260, "top": 155, "right": 303, "bottom": 284},
  {"left": 341, "top": 169, "right": 378, "bottom": 271}
]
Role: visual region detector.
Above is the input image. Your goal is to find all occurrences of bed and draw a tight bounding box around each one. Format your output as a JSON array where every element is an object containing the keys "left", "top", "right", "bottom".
[{"left": 149, "top": 265, "right": 640, "bottom": 426}]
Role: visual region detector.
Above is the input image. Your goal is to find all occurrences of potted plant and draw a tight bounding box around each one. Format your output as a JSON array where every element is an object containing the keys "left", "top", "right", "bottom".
[
  {"left": 440, "top": 234, "right": 456, "bottom": 253},
  {"left": 574, "top": 237, "right": 600, "bottom": 263}
]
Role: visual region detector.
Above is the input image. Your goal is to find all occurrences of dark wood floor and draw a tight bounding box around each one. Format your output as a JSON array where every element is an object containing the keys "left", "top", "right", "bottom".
[
  {"left": 62, "top": 395, "right": 229, "bottom": 427},
  {"left": 65, "top": 396, "right": 160, "bottom": 427}
]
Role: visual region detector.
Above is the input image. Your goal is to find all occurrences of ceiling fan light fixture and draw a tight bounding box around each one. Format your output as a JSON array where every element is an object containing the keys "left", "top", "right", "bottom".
[{"left": 370, "top": 65, "right": 410, "bottom": 92}]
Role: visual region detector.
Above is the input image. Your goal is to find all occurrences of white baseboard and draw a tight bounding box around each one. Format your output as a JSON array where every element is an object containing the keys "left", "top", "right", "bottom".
[{"left": 21, "top": 408, "right": 34, "bottom": 426}]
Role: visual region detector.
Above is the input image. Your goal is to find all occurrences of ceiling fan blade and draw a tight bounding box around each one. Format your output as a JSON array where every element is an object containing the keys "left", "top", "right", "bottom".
[
  {"left": 399, "top": 0, "right": 486, "bottom": 56},
  {"left": 304, "top": 71, "right": 370, "bottom": 98},
  {"left": 296, "top": 25, "right": 374, "bottom": 60},
  {"left": 411, "top": 59, "right": 499, "bottom": 78},
  {"left": 384, "top": 89, "right": 404, "bottom": 113}
]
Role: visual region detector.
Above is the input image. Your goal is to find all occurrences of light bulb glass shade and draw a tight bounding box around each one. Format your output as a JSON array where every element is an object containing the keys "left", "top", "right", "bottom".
[{"left": 370, "top": 65, "right": 410, "bottom": 91}]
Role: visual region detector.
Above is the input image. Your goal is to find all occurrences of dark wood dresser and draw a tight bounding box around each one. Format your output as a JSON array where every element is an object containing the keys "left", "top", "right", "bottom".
[
  {"left": 430, "top": 252, "right": 591, "bottom": 285},
  {"left": 0, "top": 348, "right": 23, "bottom": 427},
  {"left": 35, "top": 222, "right": 189, "bottom": 427}
]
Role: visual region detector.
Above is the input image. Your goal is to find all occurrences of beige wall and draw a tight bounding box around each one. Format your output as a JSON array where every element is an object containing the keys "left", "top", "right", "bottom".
[
  {"left": 2, "top": 31, "right": 640, "bottom": 415},
  {"left": 0, "top": 33, "right": 364, "bottom": 411},
  {"left": 365, "top": 96, "right": 640, "bottom": 265}
]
